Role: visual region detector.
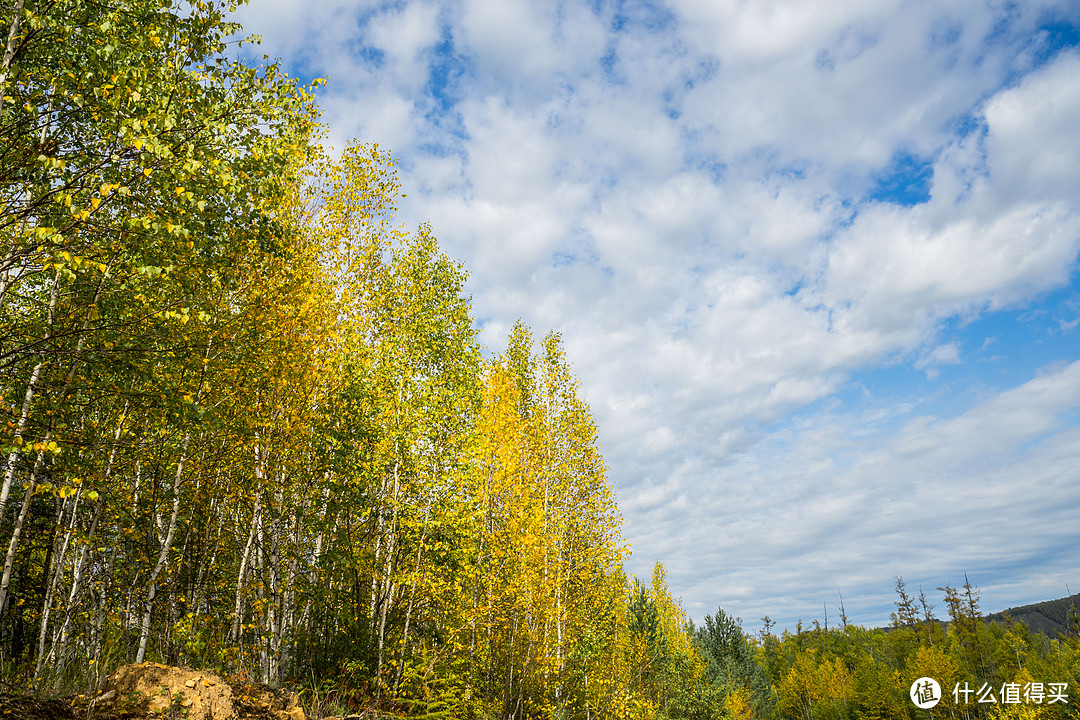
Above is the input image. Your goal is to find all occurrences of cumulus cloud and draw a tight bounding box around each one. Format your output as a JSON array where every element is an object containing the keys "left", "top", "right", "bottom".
[{"left": 234, "top": 0, "right": 1080, "bottom": 631}]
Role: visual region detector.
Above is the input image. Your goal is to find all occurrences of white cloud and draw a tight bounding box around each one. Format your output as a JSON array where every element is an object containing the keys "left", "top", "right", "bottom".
[
  {"left": 982, "top": 50, "right": 1080, "bottom": 205},
  {"left": 816, "top": 50, "right": 1080, "bottom": 350},
  {"left": 458, "top": 0, "right": 557, "bottom": 80},
  {"left": 915, "top": 343, "right": 961, "bottom": 379},
  {"left": 233, "top": 0, "right": 1080, "bottom": 630},
  {"left": 366, "top": 1, "right": 441, "bottom": 70},
  {"left": 659, "top": 360, "right": 1080, "bottom": 626},
  {"left": 232, "top": 0, "right": 361, "bottom": 72}
]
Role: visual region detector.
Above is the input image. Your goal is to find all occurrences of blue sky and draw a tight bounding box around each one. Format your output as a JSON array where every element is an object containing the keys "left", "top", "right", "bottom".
[{"left": 234, "top": 0, "right": 1080, "bottom": 633}]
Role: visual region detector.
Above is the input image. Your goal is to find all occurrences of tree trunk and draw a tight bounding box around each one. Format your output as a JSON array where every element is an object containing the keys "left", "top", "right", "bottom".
[
  {"left": 0, "top": 446, "right": 46, "bottom": 619},
  {"left": 2, "top": 266, "right": 109, "bottom": 624},
  {"left": 49, "top": 490, "right": 104, "bottom": 676},
  {"left": 50, "top": 404, "right": 125, "bottom": 675},
  {"left": 0, "top": 272, "right": 60, "bottom": 520},
  {"left": 393, "top": 498, "right": 432, "bottom": 691},
  {"left": 0, "top": 0, "right": 26, "bottom": 138},
  {"left": 135, "top": 432, "right": 190, "bottom": 663},
  {"left": 231, "top": 488, "right": 262, "bottom": 644},
  {"left": 35, "top": 488, "right": 81, "bottom": 679},
  {"left": 373, "top": 449, "right": 402, "bottom": 686}
]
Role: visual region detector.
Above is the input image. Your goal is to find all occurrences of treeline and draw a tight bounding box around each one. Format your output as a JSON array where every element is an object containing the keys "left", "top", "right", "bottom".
[
  {"left": 589, "top": 576, "right": 1080, "bottom": 720},
  {"left": 754, "top": 578, "right": 1080, "bottom": 720}
]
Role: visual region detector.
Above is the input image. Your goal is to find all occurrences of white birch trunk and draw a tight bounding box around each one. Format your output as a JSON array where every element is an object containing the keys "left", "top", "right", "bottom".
[
  {"left": 393, "top": 498, "right": 432, "bottom": 690},
  {"left": 34, "top": 487, "right": 81, "bottom": 679},
  {"left": 0, "top": 273, "right": 60, "bottom": 520},
  {"left": 50, "top": 490, "right": 104, "bottom": 673},
  {"left": 2, "top": 267, "right": 108, "bottom": 622},
  {"left": 231, "top": 488, "right": 262, "bottom": 643},
  {"left": 135, "top": 432, "right": 190, "bottom": 663},
  {"left": 50, "top": 402, "right": 124, "bottom": 672},
  {"left": 0, "top": 0, "right": 26, "bottom": 122},
  {"left": 0, "top": 435, "right": 51, "bottom": 614}
]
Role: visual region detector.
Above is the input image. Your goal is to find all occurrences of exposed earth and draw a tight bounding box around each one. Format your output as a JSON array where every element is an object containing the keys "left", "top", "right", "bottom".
[{"left": 0, "top": 663, "right": 360, "bottom": 720}]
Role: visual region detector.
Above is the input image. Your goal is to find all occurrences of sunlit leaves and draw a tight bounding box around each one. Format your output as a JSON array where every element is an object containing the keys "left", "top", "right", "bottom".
[{"left": 464, "top": 322, "right": 629, "bottom": 716}]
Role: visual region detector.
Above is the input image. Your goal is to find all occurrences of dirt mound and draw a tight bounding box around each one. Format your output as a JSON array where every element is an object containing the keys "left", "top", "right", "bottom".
[
  {"left": 98, "top": 663, "right": 237, "bottom": 720},
  {"left": 0, "top": 663, "right": 311, "bottom": 720}
]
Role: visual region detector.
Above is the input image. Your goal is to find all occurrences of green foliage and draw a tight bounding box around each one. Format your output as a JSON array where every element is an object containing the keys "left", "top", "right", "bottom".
[
  {"left": 628, "top": 579, "right": 665, "bottom": 672},
  {"left": 755, "top": 579, "right": 1080, "bottom": 720},
  {"left": 621, "top": 564, "right": 722, "bottom": 719},
  {"left": 695, "top": 607, "right": 773, "bottom": 717}
]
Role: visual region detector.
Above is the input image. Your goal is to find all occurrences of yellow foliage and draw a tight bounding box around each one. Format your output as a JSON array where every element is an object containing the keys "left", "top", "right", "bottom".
[
  {"left": 906, "top": 643, "right": 962, "bottom": 718},
  {"left": 725, "top": 685, "right": 755, "bottom": 720},
  {"left": 777, "top": 649, "right": 854, "bottom": 720}
]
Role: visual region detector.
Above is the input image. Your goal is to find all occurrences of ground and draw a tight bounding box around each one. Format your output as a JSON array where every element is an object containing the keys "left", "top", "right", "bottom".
[{"left": 0, "top": 663, "right": 366, "bottom": 720}]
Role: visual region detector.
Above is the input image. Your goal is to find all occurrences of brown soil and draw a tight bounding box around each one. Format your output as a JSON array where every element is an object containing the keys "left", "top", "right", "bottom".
[{"left": 0, "top": 663, "right": 330, "bottom": 720}]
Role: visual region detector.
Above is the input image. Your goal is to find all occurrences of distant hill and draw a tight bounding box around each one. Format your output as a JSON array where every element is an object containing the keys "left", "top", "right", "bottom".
[
  {"left": 883, "top": 592, "right": 1080, "bottom": 638},
  {"left": 983, "top": 592, "right": 1080, "bottom": 638}
]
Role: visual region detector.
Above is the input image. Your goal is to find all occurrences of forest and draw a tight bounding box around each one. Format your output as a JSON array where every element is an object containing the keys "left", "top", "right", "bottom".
[{"left": 1, "top": 1, "right": 1078, "bottom": 718}]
